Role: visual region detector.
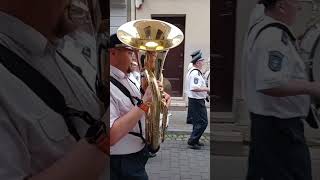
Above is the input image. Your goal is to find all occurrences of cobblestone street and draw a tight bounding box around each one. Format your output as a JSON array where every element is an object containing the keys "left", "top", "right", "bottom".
[{"left": 146, "top": 134, "right": 210, "bottom": 180}]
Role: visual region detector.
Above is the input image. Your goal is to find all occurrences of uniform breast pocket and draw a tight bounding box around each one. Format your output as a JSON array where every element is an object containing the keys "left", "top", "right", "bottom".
[{"left": 38, "top": 112, "right": 71, "bottom": 142}]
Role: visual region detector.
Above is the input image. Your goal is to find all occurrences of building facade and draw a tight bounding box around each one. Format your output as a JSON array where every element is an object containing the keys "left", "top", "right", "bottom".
[{"left": 111, "top": 0, "right": 210, "bottom": 101}]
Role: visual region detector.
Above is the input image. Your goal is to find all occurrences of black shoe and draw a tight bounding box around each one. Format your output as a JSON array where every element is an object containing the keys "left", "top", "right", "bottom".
[
  {"left": 189, "top": 144, "right": 201, "bottom": 150},
  {"left": 196, "top": 142, "right": 205, "bottom": 146}
]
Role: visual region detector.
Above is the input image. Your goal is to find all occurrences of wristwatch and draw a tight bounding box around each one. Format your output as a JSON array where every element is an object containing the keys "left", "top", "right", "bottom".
[
  {"left": 85, "top": 120, "right": 109, "bottom": 155},
  {"left": 136, "top": 98, "right": 149, "bottom": 113}
]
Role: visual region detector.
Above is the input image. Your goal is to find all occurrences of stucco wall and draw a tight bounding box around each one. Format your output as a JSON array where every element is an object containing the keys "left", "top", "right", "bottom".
[{"left": 110, "top": 0, "right": 129, "bottom": 35}]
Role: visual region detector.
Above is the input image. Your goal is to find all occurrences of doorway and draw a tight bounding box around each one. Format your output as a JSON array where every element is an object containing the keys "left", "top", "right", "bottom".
[
  {"left": 151, "top": 15, "right": 186, "bottom": 97},
  {"left": 211, "top": 0, "right": 237, "bottom": 112}
]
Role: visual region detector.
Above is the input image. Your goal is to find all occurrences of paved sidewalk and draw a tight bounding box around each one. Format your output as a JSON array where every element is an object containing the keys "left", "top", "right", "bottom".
[
  {"left": 146, "top": 135, "right": 210, "bottom": 180},
  {"left": 148, "top": 109, "right": 320, "bottom": 180},
  {"left": 167, "top": 109, "right": 210, "bottom": 134}
]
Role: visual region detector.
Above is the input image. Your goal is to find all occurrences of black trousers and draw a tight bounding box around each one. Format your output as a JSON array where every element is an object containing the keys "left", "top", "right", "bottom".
[
  {"left": 246, "top": 113, "right": 312, "bottom": 180},
  {"left": 187, "top": 98, "right": 208, "bottom": 144},
  {"left": 110, "top": 146, "right": 149, "bottom": 180}
]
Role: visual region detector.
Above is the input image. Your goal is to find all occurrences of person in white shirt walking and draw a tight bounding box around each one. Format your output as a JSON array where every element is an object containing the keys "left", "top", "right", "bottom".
[
  {"left": 185, "top": 50, "right": 210, "bottom": 150},
  {"left": 243, "top": 0, "right": 320, "bottom": 179}
]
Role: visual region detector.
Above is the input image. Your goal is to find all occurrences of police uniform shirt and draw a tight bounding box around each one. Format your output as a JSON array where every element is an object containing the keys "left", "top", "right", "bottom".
[
  {"left": 58, "top": 32, "right": 97, "bottom": 92},
  {"left": 110, "top": 65, "right": 145, "bottom": 155},
  {"left": 245, "top": 15, "right": 310, "bottom": 118},
  {"left": 186, "top": 67, "right": 207, "bottom": 99},
  {"left": 68, "top": 30, "right": 97, "bottom": 70},
  {"left": 0, "top": 11, "right": 105, "bottom": 179}
]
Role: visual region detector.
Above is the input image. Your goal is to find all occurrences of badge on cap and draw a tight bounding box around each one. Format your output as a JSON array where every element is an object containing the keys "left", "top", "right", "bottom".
[{"left": 268, "top": 51, "right": 284, "bottom": 72}]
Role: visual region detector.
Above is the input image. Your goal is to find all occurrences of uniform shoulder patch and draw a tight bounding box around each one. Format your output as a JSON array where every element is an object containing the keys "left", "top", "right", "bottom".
[
  {"left": 194, "top": 77, "right": 199, "bottom": 84},
  {"left": 268, "top": 51, "right": 284, "bottom": 72},
  {"left": 281, "top": 31, "right": 289, "bottom": 46}
]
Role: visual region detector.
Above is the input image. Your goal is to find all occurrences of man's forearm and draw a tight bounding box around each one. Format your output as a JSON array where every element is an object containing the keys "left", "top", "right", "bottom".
[
  {"left": 260, "top": 80, "right": 320, "bottom": 98},
  {"left": 110, "top": 106, "right": 145, "bottom": 145},
  {"left": 191, "top": 87, "right": 209, "bottom": 92},
  {"left": 29, "top": 139, "right": 107, "bottom": 180},
  {"left": 305, "top": 81, "right": 320, "bottom": 98}
]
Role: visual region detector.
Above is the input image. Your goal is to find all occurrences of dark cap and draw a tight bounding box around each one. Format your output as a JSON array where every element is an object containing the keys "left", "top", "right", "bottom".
[
  {"left": 190, "top": 50, "right": 201, "bottom": 58},
  {"left": 258, "top": 0, "right": 278, "bottom": 8},
  {"left": 109, "top": 34, "right": 133, "bottom": 50},
  {"left": 191, "top": 51, "right": 204, "bottom": 64}
]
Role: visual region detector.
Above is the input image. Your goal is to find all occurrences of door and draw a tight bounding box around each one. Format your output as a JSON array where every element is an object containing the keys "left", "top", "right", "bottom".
[
  {"left": 211, "top": 0, "right": 237, "bottom": 112},
  {"left": 151, "top": 15, "right": 186, "bottom": 97}
]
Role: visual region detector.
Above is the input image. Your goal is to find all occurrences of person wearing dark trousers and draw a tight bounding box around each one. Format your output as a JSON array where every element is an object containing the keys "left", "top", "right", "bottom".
[
  {"left": 185, "top": 50, "right": 210, "bottom": 150},
  {"left": 243, "top": 0, "right": 320, "bottom": 179},
  {"left": 109, "top": 34, "right": 171, "bottom": 179}
]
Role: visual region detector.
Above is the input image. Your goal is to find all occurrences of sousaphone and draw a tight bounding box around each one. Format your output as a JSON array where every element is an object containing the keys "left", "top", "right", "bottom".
[{"left": 117, "top": 19, "right": 184, "bottom": 152}]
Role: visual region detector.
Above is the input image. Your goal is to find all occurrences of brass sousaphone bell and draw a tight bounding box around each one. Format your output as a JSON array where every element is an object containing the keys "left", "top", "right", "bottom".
[{"left": 117, "top": 19, "right": 184, "bottom": 152}]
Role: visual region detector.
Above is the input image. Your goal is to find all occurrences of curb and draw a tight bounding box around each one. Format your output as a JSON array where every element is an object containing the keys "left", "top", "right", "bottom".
[{"left": 166, "top": 129, "right": 210, "bottom": 136}]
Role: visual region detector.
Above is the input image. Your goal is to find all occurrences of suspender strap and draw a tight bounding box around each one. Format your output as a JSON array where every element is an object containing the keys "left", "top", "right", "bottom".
[
  {"left": 110, "top": 76, "right": 146, "bottom": 143},
  {"left": 128, "top": 119, "right": 146, "bottom": 144},
  {"left": 110, "top": 76, "right": 135, "bottom": 105},
  {"left": 247, "top": 17, "right": 264, "bottom": 37}
]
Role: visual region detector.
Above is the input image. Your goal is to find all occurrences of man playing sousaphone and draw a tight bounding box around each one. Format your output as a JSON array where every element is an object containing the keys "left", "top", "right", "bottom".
[{"left": 109, "top": 33, "right": 172, "bottom": 179}]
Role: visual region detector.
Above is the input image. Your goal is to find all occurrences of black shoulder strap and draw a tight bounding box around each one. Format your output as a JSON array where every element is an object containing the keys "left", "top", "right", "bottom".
[
  {"left": 0, "top": 44, "right": 81, "bottom": 140},
  {"left": 250, "top": 22, "right": 296, "bottom": 49},
  {"left": 308, "top": 33, "right": 320, "bottom": 82},
  {"left": 110, "top": 76, "right": 145, "bottom": 143},
  {"left": 309, "top": 34, "right": 320, "bottom": 60},
  {"left": 247, "top": 17, "right": 264, "bottom": 37},
  {"left": 110, "top": 76, "right": 135, "bottom": 105},
  {"left": 188, "top": 68, "right": 203, "bottom": 77}
]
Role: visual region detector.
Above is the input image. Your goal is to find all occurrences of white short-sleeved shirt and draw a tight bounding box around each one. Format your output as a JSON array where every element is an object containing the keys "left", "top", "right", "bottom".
[
  {"left": 244, "top": 14, "right": 310, "bottom": 118},
  {"left": 110, "top": 65, "right": 145, "bottom": 155},
  {"left": 58, "top": 32, "right": 98, "bottom": 92},
  {"left": 185, "top": 67, "right": 207, "bottom": 99},
  {"left": 0, "top": 11, "right": 106, "bottom": 179},
  {"left": 128, "top": 71, "right": 141, "bottom": 88}
]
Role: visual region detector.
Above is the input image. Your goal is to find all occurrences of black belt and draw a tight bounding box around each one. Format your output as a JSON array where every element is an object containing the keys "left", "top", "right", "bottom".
[
  {"left": 249, "top": 112, "right": 302, "bottom": 121},
  {"left": 188, "top": 97, "right": 205, "bottom": 100},
  {"left": 111, "top": 145, "right": 146, "bottom": 158}
]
